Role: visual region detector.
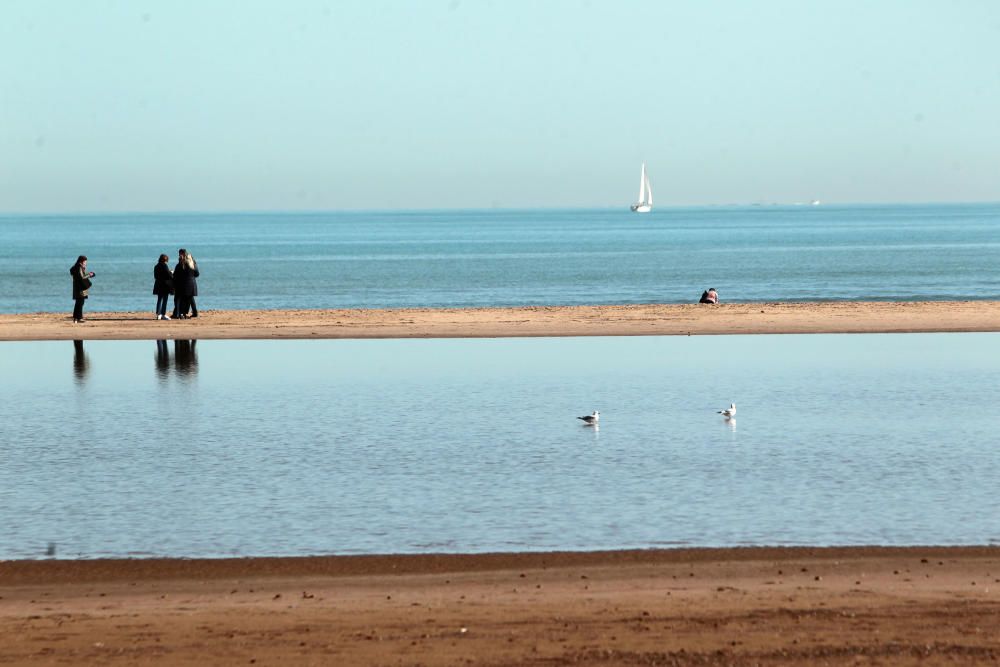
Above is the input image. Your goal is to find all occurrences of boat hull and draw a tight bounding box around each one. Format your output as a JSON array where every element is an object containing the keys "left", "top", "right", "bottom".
[{"left": 630, "top": 204, "right": 652, "bottom": 213}]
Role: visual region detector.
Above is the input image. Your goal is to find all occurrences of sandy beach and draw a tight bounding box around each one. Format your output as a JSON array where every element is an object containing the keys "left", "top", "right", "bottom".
[
  {"left": 2, "top": 300, "right": 1000, "bottom": 340},
  {"left": 1, "top": 547, "right": 999, "bottom": 666}
]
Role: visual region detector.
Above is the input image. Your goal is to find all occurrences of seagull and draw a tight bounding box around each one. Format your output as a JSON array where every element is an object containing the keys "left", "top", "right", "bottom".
[
  {"left": 577, "top": 411, "right": 600, "bottom": 426},
  {"left": 717, "top": 403, "right": 736, "bottom": 419}
]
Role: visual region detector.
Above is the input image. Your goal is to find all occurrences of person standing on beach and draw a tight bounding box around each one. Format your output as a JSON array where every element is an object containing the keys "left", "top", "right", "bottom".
[
  {"left": 171, "top": 249, "right": 184, "bottom": 318},
  {"left": 182, "top": 250, "right": 200, "bottom": 318},
  {"left": 153, "top": 254, "right": 173, "bottom": 320},
  {"left": 173, "top": 249, "right": 200, "bottom": 318},
  {"left": 70, "top": 255, "right": 95, "bottom": 323}
]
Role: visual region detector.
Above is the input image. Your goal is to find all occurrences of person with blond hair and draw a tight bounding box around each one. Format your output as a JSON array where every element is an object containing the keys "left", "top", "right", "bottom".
[{"left": 172, "top": 249, "right": 201, "bottom": 318}]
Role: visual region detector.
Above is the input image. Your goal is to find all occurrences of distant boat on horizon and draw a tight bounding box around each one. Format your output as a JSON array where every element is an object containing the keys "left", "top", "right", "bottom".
[{"left": 630, "top": 163, "right": 652, "bottom": 213}]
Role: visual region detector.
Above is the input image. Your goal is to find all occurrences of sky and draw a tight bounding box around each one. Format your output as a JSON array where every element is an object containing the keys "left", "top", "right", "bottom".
[{"left": 2, "top": 0, "right": 999, "bottom": 212}]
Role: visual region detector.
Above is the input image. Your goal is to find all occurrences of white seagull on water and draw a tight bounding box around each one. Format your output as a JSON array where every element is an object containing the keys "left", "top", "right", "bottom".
[
  {"left": 577, "top": 411, "right": 600, "bottom": 426},
  {"left": 717, "top": 403, "right": 736, "bottom": 419}
]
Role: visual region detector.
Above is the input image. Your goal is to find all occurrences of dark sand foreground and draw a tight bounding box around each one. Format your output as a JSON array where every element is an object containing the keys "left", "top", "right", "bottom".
[
  {"left": 2, "top": 547, "right": 999, "bottom": 666},
  {"left": 2, "top": 301, "right": 1000, "bottom": 340}
]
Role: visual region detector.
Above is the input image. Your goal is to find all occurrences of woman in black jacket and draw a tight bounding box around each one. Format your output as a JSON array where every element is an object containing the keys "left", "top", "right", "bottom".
[
  {"left": 153, "top": 254, "right": 173, "bottom": 320},
  {"left": 70, "top": 255, "right": 95, "bottom": 323},
  {"left": 173, "top": 250, "right": 200, "bottom": 318}
]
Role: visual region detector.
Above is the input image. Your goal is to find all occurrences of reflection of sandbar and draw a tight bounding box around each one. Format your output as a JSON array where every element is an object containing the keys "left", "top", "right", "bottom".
[{"left": 2, "top": 301, "right": 1000, "bottom": 340}]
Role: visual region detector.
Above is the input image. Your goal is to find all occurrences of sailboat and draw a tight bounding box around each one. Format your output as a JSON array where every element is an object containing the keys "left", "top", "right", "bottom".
[{"left": 630, "top": 163, "right": 652, "bottom": 213}]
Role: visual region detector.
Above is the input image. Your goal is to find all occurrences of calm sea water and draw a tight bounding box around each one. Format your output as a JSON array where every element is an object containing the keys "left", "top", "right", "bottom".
[
  {"left": 1, "top": 334, "right": 998, "bottom": 559},
  {"left": 1, "top": 203, "right": 999, "bottom": 314}
]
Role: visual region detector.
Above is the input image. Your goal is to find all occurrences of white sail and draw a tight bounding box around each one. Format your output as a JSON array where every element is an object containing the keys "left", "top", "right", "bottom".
[{"left": 630, "top": 162, "right": 652, "bottom": 213}]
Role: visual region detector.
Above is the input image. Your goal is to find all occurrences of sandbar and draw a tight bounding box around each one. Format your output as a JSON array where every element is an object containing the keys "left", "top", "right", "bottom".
[
  {"left": 2, "top": 301, "right": 1000, "bottom": 340},
  {"left": 2, "top": 547, "right": 999, "bottom": 665}
]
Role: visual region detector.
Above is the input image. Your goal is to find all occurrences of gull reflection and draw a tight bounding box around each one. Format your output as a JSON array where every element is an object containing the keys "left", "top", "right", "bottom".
[
  {"left": 174, "top": 340, "right": 198, "bottom": 377},
  {"left": 72, "top": 339, "right": 89, "bottom": 385}
]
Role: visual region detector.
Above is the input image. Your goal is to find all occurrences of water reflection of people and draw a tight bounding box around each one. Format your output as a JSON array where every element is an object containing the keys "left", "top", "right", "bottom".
[
  {"left": 155, "top": 339, "right": 170, "bottom": 380},
  {"left": 173, "top": 340, "right": 198, "bottom": 376},
  {"left": 72, "top": 339, "right": 89, "bottom": 384}
]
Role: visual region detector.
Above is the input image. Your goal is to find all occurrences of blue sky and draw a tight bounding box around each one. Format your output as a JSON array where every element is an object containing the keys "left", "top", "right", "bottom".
[{"left": 2, "top": 1, "right": 998, "bottom": 211}]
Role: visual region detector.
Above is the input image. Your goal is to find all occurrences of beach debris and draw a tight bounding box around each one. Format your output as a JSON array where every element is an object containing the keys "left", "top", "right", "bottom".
[
  {"left": 717, "top": 403, "right": 736, "bottom": 419},
  {"left": 577, "top": 411, "right": 600, "bottom": 426},
  {"left": 45, "top": 542, "right": 56, "bottom": 557}
]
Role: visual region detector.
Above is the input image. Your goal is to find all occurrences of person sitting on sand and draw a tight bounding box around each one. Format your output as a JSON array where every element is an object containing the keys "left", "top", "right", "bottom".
[{"left": 699, "top": 288, "right": 718, "bottom": 304}]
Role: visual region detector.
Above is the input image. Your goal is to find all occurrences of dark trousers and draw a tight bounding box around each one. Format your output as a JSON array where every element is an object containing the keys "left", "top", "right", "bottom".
[
  {"left": 172, "top": 296, "right": 198, "bottom": 317},
  {"left": 155, "top": 294, "right": 170, "bottom": 317},
  {"left": 172, "top": 294, "right": 197, "bottom": 317},
  {"left": 73, "top": 298, "right": 85, "bottom": 321}
]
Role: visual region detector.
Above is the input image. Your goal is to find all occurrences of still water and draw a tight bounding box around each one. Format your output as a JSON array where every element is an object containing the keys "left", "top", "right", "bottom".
[{"left": 2, "top": 334, "right": 999, "bottom": 559}]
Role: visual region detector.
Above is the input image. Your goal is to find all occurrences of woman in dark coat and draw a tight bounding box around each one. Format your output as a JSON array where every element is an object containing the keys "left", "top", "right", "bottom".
[
  {"left": 173, "top": 250, "right": 200, "bottom": 318},
  {"left": 153, "top": 254, "right": 173, "bottom": 320},
  {"left": 70, "top": 255, "right": 95, "bottom": 323}
]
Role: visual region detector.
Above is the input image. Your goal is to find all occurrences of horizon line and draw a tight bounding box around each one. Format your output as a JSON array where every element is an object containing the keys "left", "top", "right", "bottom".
[{"left": 2, "top": 200, "right": 999, "bottom": 217}]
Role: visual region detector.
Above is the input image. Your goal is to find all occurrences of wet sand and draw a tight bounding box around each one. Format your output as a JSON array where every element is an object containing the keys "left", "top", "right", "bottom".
[
  {"left": 2, "top": 300, "right": 1000, "bottom": 340},
  {"left": 2, "top": 547, "right": 999, "bottom": 666}
]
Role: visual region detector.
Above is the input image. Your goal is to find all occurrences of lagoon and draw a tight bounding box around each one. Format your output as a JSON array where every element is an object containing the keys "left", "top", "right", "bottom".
[{"left": 1, "top": 334, "right": 999, "bottom": 560}]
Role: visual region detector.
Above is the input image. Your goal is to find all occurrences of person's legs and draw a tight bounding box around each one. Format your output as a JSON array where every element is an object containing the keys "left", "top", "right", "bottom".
[
  {"left": 172, "top": 294, "right": 179, "bottom": 319},
  {"left": 73, "top": 298, "right": 84, "bottom": 322},
  {"left": 155, "top": 294, "right": 169, "bottom": 318},
  {"left": 188, "top": 297, "right": 197, "bottom": 317}
]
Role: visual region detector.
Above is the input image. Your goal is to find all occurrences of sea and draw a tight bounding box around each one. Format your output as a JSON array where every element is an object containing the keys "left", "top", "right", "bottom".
[
  {"left": 2, "top": 203, "right": 1000, "bottom": 560},
  {"left": 1, "top": 203, "right": 999, "bottom": 314}
]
